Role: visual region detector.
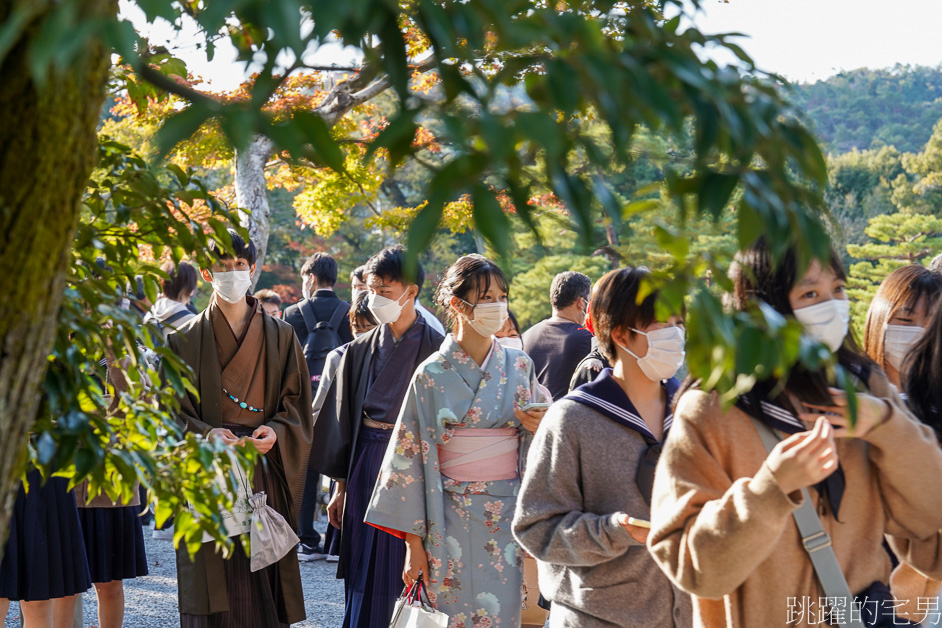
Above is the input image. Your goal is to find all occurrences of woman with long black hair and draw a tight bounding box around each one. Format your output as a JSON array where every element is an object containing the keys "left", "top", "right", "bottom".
[{"left": 649, "top": 238, "right": 942, "bottom": 628}]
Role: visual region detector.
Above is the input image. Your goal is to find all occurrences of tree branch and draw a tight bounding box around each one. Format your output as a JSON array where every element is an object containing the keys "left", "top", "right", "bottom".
[
  {"left": 135, "top": 63, "right": 223, "bottom": 113},
  {"left": 315, "top": 55, "right": 438, "bottom": 128}
]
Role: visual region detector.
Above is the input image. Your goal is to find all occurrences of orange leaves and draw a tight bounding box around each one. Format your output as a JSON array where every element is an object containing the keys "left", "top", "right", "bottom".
[
  {"left": 412, "top": 126, "right": 441, "bottom": 152},
  {"left": 401, "top": 15, "right": 432, "bottom": 59},
  {"left": 210, "top": 184, "right": 237, "bottom": 207},
  {"left": 484, "top": 31, "right": 499, "bottom": 53},
  {"left": 527, "top": 192, "right": 567, "bottom": 213}
]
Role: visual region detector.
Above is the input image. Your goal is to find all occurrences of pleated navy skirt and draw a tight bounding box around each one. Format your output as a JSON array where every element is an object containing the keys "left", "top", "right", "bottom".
[
  {"left": 0, "top": 469, "right": 92, "bottom": 601},
  {"left": 341, "top": 426, "right": 406, "bottom": 628},
  {"left": 324, "top": 480, "right": 341, "bottom": 556},
  {"left": 78, "top": 505, "right": 148, "bottom": 583}
]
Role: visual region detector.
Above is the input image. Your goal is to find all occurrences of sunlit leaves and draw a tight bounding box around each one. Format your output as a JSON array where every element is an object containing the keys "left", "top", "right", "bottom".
[
  {"left": 33, "top": 138, "right": 256, "bottom": 555},
  {"left": 16, "top": 0, "right": 850, "bottom": 410}
]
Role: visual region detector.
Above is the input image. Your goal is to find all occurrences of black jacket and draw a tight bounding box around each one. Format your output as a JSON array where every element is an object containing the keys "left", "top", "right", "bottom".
[
  {"left": 283, "top": 289, "right": 354, "bottom": 348},
  {"left": 310, "top": 318, "right": 443, "bottom": 578},
  {"left": 309, "top": 320, "right": 444, "bottom": 483}
]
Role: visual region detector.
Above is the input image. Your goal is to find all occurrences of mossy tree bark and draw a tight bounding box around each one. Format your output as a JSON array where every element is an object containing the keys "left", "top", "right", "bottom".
[{"left": 0, "top": 0, "right": 116, "bottom": 555}]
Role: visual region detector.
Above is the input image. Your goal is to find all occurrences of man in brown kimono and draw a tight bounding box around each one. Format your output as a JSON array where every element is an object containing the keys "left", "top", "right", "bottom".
[{"left": 167, "top": 229, "right": 313, "bottom": 627}]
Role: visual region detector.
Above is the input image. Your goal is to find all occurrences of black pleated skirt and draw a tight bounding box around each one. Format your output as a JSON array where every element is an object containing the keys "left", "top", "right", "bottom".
[
  {"left": 0, "top": 469, "right": 92, "bottom": 601},
  {"left": 78, "top": 504, "right": 149, "bottom": 583}
]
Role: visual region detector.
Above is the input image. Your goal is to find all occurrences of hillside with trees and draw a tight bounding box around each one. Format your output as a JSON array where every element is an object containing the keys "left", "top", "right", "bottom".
[{"left": 792, "top": 65, "right": 942, "bottom": 154}]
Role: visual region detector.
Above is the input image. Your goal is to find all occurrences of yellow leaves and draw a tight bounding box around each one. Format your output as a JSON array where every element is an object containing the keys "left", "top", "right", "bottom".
[
  {"left": 293, "top": 151, "right": 385, "bottom": 237},
  {"left": 411, "top": 69, "right": 440, "bottom": 95},
  {"left": 210, "top": 184, "right": 237, "bottom": 208},
  {"left": 363, "top": 195, "right": 477, "bottom": 237},
  {"left": 266, "top": 161, "right": 317, "bottom": 192},
  {"left": 401, "top": 15, "right": 432, "bottom": 58},
  {"left": 442, "top": 195, "right": 475, "bottom": 232}
]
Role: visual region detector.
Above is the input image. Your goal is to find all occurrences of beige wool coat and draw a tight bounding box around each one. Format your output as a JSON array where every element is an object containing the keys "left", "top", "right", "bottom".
[{"left": 649, "top": 372, "right": 942, "bottom": 628}]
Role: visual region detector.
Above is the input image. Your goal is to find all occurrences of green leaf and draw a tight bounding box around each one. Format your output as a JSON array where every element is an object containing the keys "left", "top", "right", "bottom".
[
  {"left": 156, "top": 105, "right": 213, "bottom": 158},
  {"left": 698, "top": 172, "right": 739, "bottom": 220},
  {"left": 471, "top": 186, "right": 511, "bottom": 257},
  {"left": 296, "top": 112, "right": 347, "bottom": 172},
  {"left": 160, "top": 57, "right": 188, "bottom": 79},
  {"left": 405, "top": 199, "right": 445, "bottom": 278}
]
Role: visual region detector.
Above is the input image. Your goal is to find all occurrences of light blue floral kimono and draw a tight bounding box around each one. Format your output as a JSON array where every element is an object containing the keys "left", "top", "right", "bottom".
[{"left": 365, "top": 335, "right": 543, "bottom": 628}]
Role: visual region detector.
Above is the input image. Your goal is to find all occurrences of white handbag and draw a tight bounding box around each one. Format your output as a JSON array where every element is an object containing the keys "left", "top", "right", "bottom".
[
  {"left": 390, "top": 577, "right": 449, "bottom": 628},
  {"left": 189, "top": 449, "right": 253, "bottom": 543},
  {"left": 249, "top": 491, "right": 300, "bottom": 572}
]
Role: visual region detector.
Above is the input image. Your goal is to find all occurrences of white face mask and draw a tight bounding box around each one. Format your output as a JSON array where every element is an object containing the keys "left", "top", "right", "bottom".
[
  {"left": 619, "top": 325, "right": 686, "bottom": 382},
  {"left": 793, "top": 299, "right": 850, "bottom": 353},
  {"left": 212, "top": 270, "right": 252, "bottom": 305},
  {"left": 368, "top": 289, "right": 410, "bottom": 326},
  {"left": 497, "top": 336, "right": 523, "bottom": 351},
  {"left": 460, "top": 300, "right": 508, "bottom": 337},
  {"left": 884, "top": 324, "right": 925, "bottom": 372},
  {"left": 351, "top": 288, "right": 366, "bottom": 302}
]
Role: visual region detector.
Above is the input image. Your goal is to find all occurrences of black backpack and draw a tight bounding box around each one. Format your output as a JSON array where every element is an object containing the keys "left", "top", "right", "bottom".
[{"left": 299, "top": 299, "right": 350, "bottom": 385}]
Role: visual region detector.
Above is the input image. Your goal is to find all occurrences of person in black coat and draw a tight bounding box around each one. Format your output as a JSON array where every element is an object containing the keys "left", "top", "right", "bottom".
[
  {"left": 282, "top": 252, "right": 353, "bottom": 561},
  {"left": 283, "top": 253, "right": 354, "bottom": 391}
]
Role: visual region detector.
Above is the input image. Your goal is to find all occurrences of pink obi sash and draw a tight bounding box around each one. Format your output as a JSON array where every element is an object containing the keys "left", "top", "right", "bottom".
[{"left": 438, "top": 427, "right": 519, "bottom": 482}]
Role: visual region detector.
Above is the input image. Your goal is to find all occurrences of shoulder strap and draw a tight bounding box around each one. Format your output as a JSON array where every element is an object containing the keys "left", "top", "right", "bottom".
[
  {"left": 751, "top": 418, "right": 864, "bottom": 628},
  {"left": 327, "top": 302, "right": 350, "bottom": 330},
  {"left": 299, "top": 299, "right": 318, "bottom": 334},
  {"left": 163, "top": 310, "right": 190, "bottom": 328}
]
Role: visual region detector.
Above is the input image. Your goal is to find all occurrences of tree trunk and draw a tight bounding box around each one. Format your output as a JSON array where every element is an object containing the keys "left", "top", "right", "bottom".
[
  {"left": 604, "top": 224, "right": 621, "bottom": 269},
  {"left": 473, "top": 232, "right": 487, "bottom": 254},
  {"left": 235, "top": 135, "right": 276, "bottom": 289},
  {"left": 0, "top": 1, "right": 115, "bottom": 554}
]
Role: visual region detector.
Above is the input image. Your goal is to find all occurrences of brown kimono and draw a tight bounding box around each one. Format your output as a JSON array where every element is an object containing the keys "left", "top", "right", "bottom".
[{"left": 167, "top": 297, "right": 312, "bottom": 626}]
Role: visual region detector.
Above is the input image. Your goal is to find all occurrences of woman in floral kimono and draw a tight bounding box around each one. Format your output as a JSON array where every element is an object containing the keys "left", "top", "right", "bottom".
[{"left": 366, "top": 254, "right": 547, "bottom": 628}]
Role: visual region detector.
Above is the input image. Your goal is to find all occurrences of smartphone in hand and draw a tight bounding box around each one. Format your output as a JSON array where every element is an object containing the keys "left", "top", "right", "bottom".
[{"left": 519, "top": 402, "right": 550, "bottom": 412}]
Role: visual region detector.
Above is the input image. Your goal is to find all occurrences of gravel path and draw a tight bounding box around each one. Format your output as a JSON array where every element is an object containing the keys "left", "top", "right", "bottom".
[{"left": 4, "top": 521, "right": 344, "bottom": 627}]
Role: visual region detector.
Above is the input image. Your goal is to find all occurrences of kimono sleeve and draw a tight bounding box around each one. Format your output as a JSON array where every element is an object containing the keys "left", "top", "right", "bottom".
[
  {"left": 166, "top": 332, "right": 213, "bottom": 436},
  {"left": 517, "top": 353, "right": 546, "bottom": 472},
  {"left": 267, "top": 330, "right": 314, "bottom": 524},
  {"left": 365, "top": 369, "right": 438, "bottom": 540}
]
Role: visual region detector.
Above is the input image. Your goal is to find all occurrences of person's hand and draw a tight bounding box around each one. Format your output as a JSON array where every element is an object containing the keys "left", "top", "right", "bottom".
[
  {"left": 515, "top": 407, "right": 547, "bottom": 434},
  {"left": 208, "top": 428, "right": 242, "bottom": 446},
  {"left": 617, "top": 513, "right": 650, "bottom": 544},
  {"left": 403, "top": 534, "right": 430, "bottom": 588},
  {"left": 327, "top": 483, "right": 346, "bottom": 530},
  {"left": 766, "top": 416, "right": 839, "bottom": 496},
  {"left": 244, "top": 425, "right": 277, "bottom": 454},
  {"left": 800, "top": 388, "right": 891, "bottom": 439}
]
